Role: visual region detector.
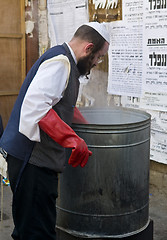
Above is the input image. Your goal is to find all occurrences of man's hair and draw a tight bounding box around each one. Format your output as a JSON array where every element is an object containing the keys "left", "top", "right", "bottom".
[{"left": 73, "top": 25, "right": 106, "bottom": 54}]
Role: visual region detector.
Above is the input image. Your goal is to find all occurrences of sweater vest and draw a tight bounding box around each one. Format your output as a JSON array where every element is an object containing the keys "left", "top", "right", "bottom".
[{"left": 0, "top": 43, "right": 80, "bottom": 172}]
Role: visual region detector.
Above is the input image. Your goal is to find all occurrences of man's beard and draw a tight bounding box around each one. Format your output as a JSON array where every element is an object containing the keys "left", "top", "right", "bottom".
[{"left": 77, "top": 53, "right": 95, "bottom": 77}]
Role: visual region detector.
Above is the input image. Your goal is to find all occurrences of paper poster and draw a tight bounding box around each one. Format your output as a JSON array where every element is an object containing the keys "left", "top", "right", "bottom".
[
  {"left": 120, "top": 102, "right": 167, "bottom": 164},
  {"left": 140, "top": 92, "right": 167, "bottom": 111},
  {"left": 47, "top": 0, "right": 89, "bottom": 46},
  {"left": 142, "top": 1, "right": 167, "bottom": 94},
  {"left": 147, "top": 110, "right": 167, "bottom": 164},
  {"left": 121, "top": 96, "right": 140, "bottom": 109},
  {"left": 122, "top": 0, "right": 144, "bottom": 22},
  {"left": 107, "top": 21, "right": 143, "bottom": 97},
  {"left": 139, "top": 1, "right": 167, "bottom": 112},
  {"left": 150, "top": 130, "right": 167, "bottom": 164},
  {"left": 108, "top": 0, "right": 167, "bottom": 111}
]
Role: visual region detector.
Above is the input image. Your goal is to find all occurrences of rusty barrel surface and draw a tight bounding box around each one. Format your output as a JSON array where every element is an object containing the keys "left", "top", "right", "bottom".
[{"left": 56, "top": 107, "right": 151, "bottom": 238}]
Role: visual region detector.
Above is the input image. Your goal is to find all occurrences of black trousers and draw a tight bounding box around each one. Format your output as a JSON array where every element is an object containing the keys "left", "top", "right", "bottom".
[{"left": 7, "top": 155, "right": 58, "bottom": 240}]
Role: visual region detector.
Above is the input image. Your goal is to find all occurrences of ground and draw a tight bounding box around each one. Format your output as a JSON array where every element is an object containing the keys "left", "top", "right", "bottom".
[
  {"left": 0, "top": 175, "right": 167, "bottom": 240},
  {"left": 149, "top": 183, "right": 167, "bottom": 240}
]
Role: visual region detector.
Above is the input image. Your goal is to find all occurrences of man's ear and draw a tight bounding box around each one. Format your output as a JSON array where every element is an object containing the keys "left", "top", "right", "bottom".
[{"left": 85, "top": 43, "right": 94, "bottom": 54}]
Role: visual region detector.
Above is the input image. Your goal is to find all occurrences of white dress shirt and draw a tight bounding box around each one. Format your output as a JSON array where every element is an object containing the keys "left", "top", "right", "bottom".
[{"left": 19, "top": 45, "right": 75, "bottom": 142}]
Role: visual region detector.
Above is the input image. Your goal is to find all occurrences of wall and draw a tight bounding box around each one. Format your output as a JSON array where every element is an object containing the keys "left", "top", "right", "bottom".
[
  {"left": 25, "top": 0, "right": 39, "bottom": 73},
  {"left": 37, "top": 0, "right": 167, "bottom": 193}
]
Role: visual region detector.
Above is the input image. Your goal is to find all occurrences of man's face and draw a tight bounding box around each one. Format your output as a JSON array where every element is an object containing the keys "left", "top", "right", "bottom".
[
  {"left": 77, "top": 53, "right": 94, "bottom": 76},
  {"left": 77, "top": 41, "right": 109, "bottom": 77}
]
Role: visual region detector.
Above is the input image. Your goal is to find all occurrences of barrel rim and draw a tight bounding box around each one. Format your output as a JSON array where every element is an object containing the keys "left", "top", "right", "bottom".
[{"left": 72, "top": 107, "right": 151, "bottom": 130}]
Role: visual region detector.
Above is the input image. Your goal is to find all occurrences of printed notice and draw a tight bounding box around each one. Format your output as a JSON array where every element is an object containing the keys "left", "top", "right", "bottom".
[
  {"left": 107, "top": 21, "right": 143, "bottom": 97},
  {"left": 122, "top": 0, "right": 144, "bottom": 22},
  {"left": 151, "top": 131, "right": 167, "bottom": 164},
  {"left": 147, "top": 110, "right": 167, "bottom": 164},
  {"left": 47, "top": 0, "right": 88, "bottom": 46},
  {"left": 140, "top": 92, "right": 167, "bottom": 111},
  {"left": 107, "top": 0, "right": 167, "bottom": 164},
  {"left": 142, "top": 1, "right": 167, "bottom": 102}
]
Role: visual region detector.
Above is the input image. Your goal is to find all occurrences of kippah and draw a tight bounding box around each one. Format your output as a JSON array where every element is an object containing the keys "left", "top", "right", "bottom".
[{"left": 83, "top": 22, "right": 110, "bottom": 44}]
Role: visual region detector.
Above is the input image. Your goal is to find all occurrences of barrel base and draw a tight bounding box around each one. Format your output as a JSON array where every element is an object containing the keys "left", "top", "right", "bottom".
[{"left": 56, "top": 219, "right": 153, "bottom": 240}]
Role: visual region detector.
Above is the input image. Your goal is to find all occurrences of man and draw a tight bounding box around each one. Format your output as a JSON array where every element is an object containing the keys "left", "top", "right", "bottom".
[{"left": 0, "top": 22, "right": 110, "bottom": 240}]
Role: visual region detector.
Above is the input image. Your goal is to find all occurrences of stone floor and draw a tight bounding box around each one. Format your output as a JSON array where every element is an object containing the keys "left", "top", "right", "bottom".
[
  {"left": 149, "top": 183, "right": 167, "bottom": 240},
  {"left": 0, "top": 179, "right": 167, "bottom": 240}
]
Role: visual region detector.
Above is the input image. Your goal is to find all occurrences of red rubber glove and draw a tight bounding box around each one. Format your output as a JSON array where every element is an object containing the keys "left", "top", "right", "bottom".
[
  {"left": 72, "top": 107, "right": 89, "bottom": 124},
  {"left": 39, "top": 109, "right": 92, "bottom": 167}
]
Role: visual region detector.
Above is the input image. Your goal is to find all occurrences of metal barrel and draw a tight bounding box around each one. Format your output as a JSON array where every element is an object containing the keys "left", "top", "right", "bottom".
[{"left": 56, "top": 107, "right": 151, "bottom": 238}]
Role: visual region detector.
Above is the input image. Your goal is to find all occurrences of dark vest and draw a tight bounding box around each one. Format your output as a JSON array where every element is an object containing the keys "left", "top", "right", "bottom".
[{"left": 0, "top": 43, "right": 80, "bottom": 172}]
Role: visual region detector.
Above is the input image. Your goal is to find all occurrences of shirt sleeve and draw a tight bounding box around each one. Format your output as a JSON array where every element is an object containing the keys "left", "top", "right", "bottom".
[{"left": 19, "top": 55, "right": 70, "bottom": 142}]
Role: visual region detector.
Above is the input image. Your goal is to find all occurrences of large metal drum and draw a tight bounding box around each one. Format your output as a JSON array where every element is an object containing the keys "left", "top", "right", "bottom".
[{"left": 56, "top": 107, "right": 151, "bottom": 238}]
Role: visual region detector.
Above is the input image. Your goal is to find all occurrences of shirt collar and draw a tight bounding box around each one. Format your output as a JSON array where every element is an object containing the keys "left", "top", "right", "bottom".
[{"left": 65, "top": 42, "right": 77, "bottom": 64}]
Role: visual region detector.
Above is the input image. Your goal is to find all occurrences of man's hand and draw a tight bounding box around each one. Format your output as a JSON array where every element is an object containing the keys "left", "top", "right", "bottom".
[{"left": 39, "top": 109, "right": 92, "bottom": 167}]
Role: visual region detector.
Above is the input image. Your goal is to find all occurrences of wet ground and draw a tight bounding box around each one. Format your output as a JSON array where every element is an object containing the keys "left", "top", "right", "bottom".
[{"left": 0, "top": 181, "right": 167, "bottom": 240}]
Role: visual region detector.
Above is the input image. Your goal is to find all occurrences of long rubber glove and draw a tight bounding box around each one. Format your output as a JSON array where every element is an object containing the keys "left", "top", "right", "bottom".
[
  {"left": 39, "top": 109, "right": 92, "bottom": 167},
  {"left": 72, "top": 107, "right": 89, "bottom": 124}
]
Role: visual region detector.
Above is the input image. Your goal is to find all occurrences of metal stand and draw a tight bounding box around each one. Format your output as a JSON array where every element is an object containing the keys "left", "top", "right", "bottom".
[{"left": 56, "top": 219, "right": 153, "bottom": 240}]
